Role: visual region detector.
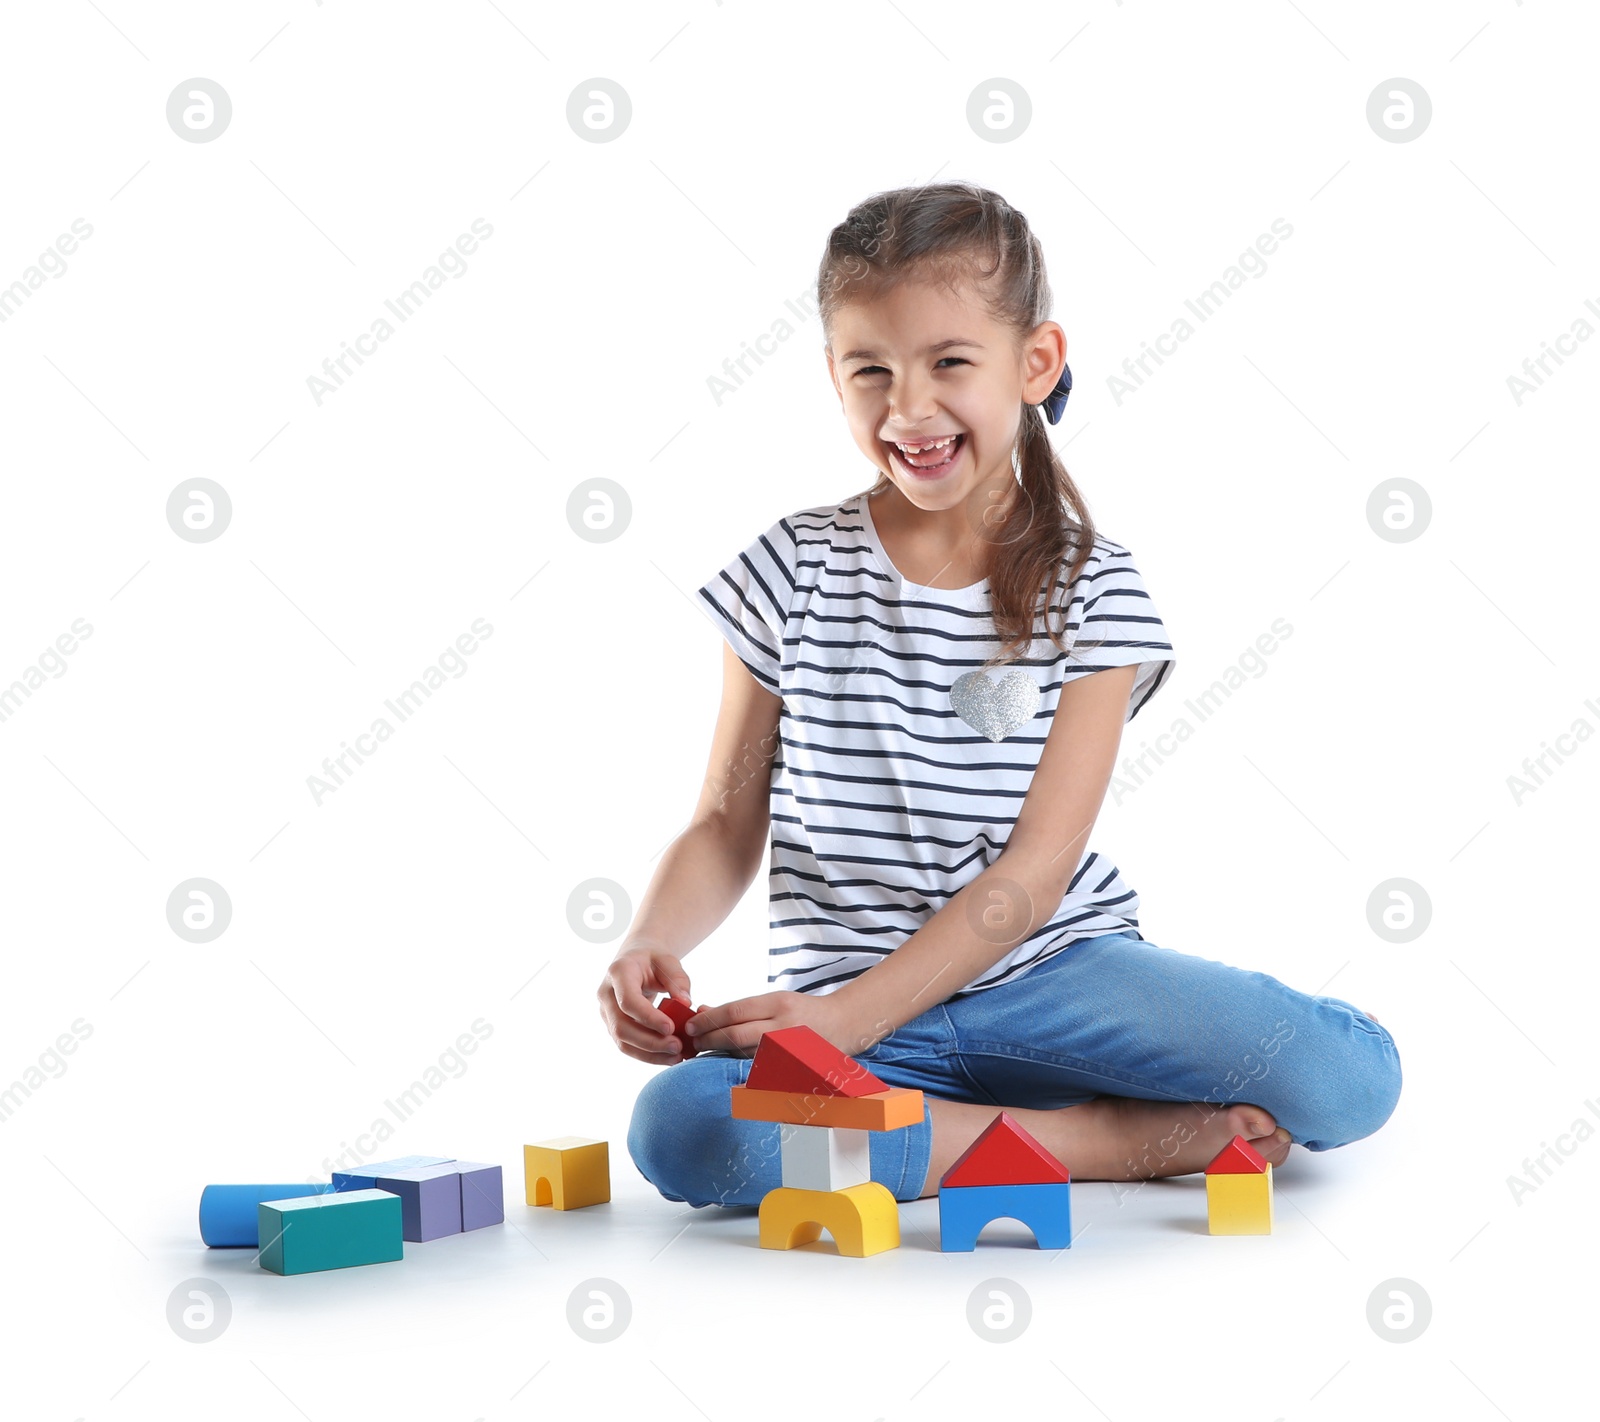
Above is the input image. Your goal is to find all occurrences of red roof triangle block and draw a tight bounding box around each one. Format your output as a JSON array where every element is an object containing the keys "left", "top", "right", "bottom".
[
  {"left": 1205, "top": 1135, "right": 1269, "bottom": 1174},
  {"left": 744, "top": 1025, "right": 889, "bottom": 1097},
  {"left": 940, "top": 1110, "right": 1071, "bottom": 1187}
]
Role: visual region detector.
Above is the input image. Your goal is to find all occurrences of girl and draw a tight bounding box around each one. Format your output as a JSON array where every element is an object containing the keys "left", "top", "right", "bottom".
[{"left": 605, "top": 182, "right": 1400, "bottom": 1210}]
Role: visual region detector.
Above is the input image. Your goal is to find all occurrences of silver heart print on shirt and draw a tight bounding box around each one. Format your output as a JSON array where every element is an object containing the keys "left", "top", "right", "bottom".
[{"left": 950, "top": 669, "right": 1041, "bottom": 742}]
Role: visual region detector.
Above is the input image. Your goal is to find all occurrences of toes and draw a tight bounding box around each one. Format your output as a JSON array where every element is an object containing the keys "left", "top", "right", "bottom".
[
  {"left": 1235, "top": 1104, "right": 1278, "bottom": 1139},
  {"left": 1256, "top": 1127, "right": 1292, "bottom": 1167}
]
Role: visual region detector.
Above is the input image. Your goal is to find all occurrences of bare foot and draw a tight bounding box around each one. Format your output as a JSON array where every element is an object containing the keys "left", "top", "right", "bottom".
[
  {"left": 1028, "top": 1097, "right": 1291, "bottom": 1182},
  {"left": 921, "top": 1096, "right": 1290, "bottom": 1196}
]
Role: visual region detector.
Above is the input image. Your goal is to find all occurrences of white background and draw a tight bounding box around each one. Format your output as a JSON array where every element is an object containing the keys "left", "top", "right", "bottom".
[{"left": 1, "top": 2, "right": 1595, "bottom": 1419}]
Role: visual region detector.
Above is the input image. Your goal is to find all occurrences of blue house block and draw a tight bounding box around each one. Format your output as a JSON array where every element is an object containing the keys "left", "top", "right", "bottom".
[{"left": 938, "top": 1181, "right": 1072, "bottom": 1251}]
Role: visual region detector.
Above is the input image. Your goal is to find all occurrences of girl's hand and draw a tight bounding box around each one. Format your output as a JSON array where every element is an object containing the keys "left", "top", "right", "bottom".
[
  {"left": 685, "top": 988, "right": 884, "bottom": 1061},
  {"left": 598, "top": 942, "right": 694, "bottom": 1065}
]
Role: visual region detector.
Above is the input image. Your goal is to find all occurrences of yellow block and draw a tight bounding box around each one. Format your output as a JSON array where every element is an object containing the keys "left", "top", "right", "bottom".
[
  {"left": 524, "top": 1136, "right": 610, "bottom": 1210},
  {"left": 758, "top": 1181, "right": 900, "bottom": 1256},
  {"left": 1206, "top": 1165, "right": 1273, "bottom": 1234}
]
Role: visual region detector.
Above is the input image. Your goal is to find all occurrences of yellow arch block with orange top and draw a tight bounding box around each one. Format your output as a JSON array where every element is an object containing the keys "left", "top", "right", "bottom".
[{"left": 758, "top": 1181, "right": 901, "bottom": 1256}]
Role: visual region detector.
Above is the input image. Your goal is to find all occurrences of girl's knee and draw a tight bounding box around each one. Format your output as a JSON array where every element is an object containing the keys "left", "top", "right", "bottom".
[
  {"left": 626, "top": 1064, "right": 717, "bottom": 1203},
  {"left": 1292, "top": 1022, "right": 1403, "bottom": 1150},
  {"left": 1349, "top": 1023, "right": 1403, "bottom": 1139},
  {"left": 626, "top": 1069, "right": 694, "bottom": 1203},
  {"left": 626, "top": 1059, "right": 770, "bottom": 1207}
]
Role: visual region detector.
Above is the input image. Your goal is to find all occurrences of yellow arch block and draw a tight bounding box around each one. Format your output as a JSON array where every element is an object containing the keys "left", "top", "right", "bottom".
[
  {"left": 1205, "top": 1165, "right": 1273, "bottom": 1234},
  {"left": 758, "top": 1181, "right": 900, "bottom": 1256},
  {"left": 524, "top": 1136, "right": 610, "bottom": 1210}
]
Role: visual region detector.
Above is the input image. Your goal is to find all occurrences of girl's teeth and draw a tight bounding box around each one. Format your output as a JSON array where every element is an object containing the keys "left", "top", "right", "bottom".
[{"left": 894, "top": 434, "right": 962, "bottom": 471}]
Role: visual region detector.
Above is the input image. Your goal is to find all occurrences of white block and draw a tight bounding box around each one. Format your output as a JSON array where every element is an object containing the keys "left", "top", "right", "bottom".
[{"left": 779, "top": 1122, "right": 873, "bottom": 1191}]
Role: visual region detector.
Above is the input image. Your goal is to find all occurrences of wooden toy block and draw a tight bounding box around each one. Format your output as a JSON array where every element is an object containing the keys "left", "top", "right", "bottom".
[
  {"left": 745, "top": 1025, "right": 889, "bottom": 1097},
  {"left": 1205, "top": 1169, "right": 1273, "bottom": 1234},
  {"left": 731, "top": 1084, "right": 924, "bottom": 1132},
  {"left": 657, "top": 996, "right": 701, "bottom": 1058},
  {"left": 455, "top": 1161, "right": 505, "bottom": 1230},
  {"left": 938, "top": 1181, "right": 1072, "bottom": 1251},
  {"left": 333, "top": 1155, "right": 454, "bottom": 1191},
  {"left": 372, "top": 1164, "right": 463, "bottom": 1241},
  {"left": 1205, "top": 1134, "right": 1272, "bottom": 1234},
  {"left": 940, "top": 1110, "right": 1071, "bottom": 1188},
  {"left": 1206, "top": 1135, "right": 1269, "bottom": 1175},
  {"left": 257, "top": 1189, "right": 403, "bottom": 1275},
  {"left": 199, "top": 1184, "right": 335, "bottom": 1247},
  {"left": 524, "top": 1137, "right": 610, "bottom": 1209},
  {"left": 758, "top": 1181, "right": 900, "bottom": 1257},
  {"left": 779, "top": 1123, "right": 873, "bottom": 1192}
]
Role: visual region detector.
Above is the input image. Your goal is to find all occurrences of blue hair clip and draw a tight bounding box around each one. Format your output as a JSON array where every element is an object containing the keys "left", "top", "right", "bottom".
[{"left": 1041, "top": 361, "right": 1072, "bottom": 424}]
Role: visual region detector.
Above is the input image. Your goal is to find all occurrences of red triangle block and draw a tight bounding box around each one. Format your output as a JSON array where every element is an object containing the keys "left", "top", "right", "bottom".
[
  {"left": 1205, "top": 1135, "right": 1269, "bottom": 1174},
  {"left": 744, "top": 1025, "right": 888, "bottom": 1097},
  {"left": 940, "top": 1110, "right": 1071, "bottom": 1187}
]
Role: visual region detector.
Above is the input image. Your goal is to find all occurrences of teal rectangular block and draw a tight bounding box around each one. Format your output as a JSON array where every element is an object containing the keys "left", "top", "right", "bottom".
[{"left": 258, "top": 1188, "right": 403, "bottom": 1275}]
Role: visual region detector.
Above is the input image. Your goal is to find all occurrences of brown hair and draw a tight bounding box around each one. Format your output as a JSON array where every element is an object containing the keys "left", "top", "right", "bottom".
[{"left": 816, "top": 181, "right": 1099, "bottom": 670}]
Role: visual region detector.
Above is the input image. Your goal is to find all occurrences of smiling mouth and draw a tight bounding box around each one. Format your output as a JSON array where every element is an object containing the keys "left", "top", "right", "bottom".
[{"left": 886, "top": 432, "right": 965, "bottom": 477}]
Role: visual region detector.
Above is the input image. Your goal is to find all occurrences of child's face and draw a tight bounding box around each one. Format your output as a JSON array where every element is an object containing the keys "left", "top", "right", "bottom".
[{"left": 825, "top": 273, "right": 1063, "bottom": 517}]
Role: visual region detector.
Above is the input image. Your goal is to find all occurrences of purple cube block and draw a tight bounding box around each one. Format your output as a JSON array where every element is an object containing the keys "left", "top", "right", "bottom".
[
  {"left": 373, "top": 1164, "right": 463, "bottom": 1241},
  {"left": 454, "top": 1161, "right": 504, "bottom": 1231}
]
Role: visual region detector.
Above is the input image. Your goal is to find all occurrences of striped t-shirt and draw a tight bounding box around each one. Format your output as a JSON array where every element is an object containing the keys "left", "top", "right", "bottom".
[{"left": 695, "top": 490, "right": 1177, "bottom": 998}]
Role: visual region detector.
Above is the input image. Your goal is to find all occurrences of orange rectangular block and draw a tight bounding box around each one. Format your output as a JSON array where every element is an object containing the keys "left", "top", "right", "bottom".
[{"left": 730, "top": 1084, "right": 924, "bottom": 1131}]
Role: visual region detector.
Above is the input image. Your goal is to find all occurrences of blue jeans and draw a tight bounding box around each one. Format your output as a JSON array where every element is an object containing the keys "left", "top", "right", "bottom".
[{"left": 626, "top": 931, "right": 1403, "bottom": 1208}]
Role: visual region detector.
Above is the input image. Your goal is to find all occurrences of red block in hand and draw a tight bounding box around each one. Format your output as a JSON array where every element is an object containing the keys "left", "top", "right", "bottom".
[{"left": 658, "top": 996, "right": 700, "bottom": 1058}]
